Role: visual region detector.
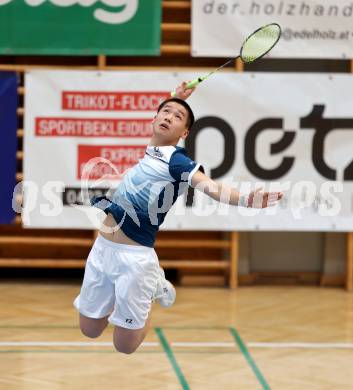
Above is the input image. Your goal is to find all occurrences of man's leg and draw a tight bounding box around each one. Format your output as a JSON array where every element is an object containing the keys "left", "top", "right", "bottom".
[
  {"left": 111, "top": 266, "right": 176, "bottom": 354},
  {"left": 79, "top": 313, "right": 109, "bottom": 338},
  {"left": 113, "top": 313, "right": 152, "bottom": 354}
]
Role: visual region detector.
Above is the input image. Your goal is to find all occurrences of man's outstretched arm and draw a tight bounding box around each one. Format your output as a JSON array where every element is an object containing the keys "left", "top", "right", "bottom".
[{"left": 191, "top": 170, "right": 284, "bottom": 208}]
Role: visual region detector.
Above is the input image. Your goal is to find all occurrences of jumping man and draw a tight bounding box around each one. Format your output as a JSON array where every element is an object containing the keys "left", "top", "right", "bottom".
[{"left": 74, "top": 82, "right": 284, "bottom": 354}]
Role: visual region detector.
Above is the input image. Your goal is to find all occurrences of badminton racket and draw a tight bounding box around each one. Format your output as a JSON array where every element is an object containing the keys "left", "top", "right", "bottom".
[{"left": 171, "top": 23, "right": 281, "bottom": 96}]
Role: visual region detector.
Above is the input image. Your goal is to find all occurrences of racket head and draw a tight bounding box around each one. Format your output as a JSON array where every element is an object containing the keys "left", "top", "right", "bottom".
[{"left": 240, "top": 23, "right": 281, "bottom": 63}]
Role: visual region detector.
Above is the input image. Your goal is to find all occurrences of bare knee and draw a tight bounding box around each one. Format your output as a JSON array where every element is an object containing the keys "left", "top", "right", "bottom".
[
  {"left": 113, "top": 326, "right": 143, "bottom": 354},
  {"left": 79, "top": 314, "right": 108, "bottom": 339},
  {"left": 113, "top": 341, "right": 138, "bottom": 355},
  {"left": 80, "top": 326, "right": 102, "bottom": 339}
]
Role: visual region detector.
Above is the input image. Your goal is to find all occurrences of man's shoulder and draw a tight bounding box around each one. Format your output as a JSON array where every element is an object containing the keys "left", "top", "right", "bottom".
[
  {"left": 171, "top": 146, "right": 191, "bottom": 159},
  {"left": 170, "top": 146, "right": 193, "bottom": 162}
]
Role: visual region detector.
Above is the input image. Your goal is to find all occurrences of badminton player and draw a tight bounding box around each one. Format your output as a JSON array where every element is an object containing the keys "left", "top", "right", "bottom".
[{"left": 73, "top": 81, "right": 284, "bottom": 354}]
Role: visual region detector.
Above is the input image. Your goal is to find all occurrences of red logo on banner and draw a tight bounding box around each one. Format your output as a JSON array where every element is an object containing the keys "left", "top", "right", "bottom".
[
  {"left": 77, "top": 145, "right": 146, "bottom": 180},
  {"left": 35, "top": 117, "right": 153, "bottom": 138},
  {"left": 62, "top": 91, "right": 170, "bottom": 111}
]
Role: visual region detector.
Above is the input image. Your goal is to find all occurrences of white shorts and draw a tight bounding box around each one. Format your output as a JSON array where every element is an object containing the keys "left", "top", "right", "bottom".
[{"left": 73, "top": 235, "right": 160, "bottom": 330}]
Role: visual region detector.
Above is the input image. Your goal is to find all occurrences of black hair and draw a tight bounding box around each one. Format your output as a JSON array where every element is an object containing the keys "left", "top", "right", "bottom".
[{"left": 157, "top": 98, "right": 195, "bottom": 130}]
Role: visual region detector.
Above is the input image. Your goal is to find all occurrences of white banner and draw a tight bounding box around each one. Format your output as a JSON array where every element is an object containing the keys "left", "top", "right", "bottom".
[
  {"left": 192, "top": 0, "right": 353, "bottom": 59},
  {"left": 23, "top": 70, "right": 353, "bottom": 231}
]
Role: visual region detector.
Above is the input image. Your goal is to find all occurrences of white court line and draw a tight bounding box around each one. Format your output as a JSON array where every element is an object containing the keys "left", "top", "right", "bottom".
[
  {"left": 0, "top": 341, "right": 157, "bottom": 347},
  {"left": 1, "top": 341, "right": 353, "bottom": 349},
  {"left": 247, "top": 342, "right": 353, "bottom": 349},
  {"left": 0, "top": 341, "right": 231, "bottom": 348}
]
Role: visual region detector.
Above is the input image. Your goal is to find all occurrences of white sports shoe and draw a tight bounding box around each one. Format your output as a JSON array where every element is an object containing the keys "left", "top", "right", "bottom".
[{"left": 154, "top": 267, "right": 176, "bottom": 308}]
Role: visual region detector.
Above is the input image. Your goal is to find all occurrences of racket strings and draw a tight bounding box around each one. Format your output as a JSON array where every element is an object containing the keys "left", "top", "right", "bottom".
[{"left": 241, "top": 24, "right": 281, "bottom": 63}]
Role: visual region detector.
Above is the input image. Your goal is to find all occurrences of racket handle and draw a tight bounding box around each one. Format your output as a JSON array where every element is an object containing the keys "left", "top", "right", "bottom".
[{"left": 170, "top": 77, "right": 204, "bottom": 97}]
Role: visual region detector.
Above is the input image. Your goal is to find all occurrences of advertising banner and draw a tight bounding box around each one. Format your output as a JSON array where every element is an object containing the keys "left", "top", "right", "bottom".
[
  {"left": 0, "top": 72, "right": 18, "bottom": 224},
  {"left": 23, "top": 70, "right": 353, "bottom": 231},
  {"left": 0, "top": 0, "right": 161, "bottom": 55},
  {"left": 192, "top": 0, "right": 353, "bottom": 59}
]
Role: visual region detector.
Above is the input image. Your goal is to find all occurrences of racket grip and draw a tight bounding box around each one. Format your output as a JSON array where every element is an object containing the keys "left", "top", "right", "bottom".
[{"left": 170, "top": 77, "right": 203, "bottom": 97}]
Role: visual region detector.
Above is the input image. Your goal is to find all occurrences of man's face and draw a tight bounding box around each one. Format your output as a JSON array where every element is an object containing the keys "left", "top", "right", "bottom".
[{"left": 152, "top": 101, "right": 190, "bottom": 144}]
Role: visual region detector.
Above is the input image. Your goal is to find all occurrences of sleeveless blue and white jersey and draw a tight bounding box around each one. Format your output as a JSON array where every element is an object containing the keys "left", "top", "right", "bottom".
[{"left": 92, "top": 145, "right": 204, "bottom": 247}]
